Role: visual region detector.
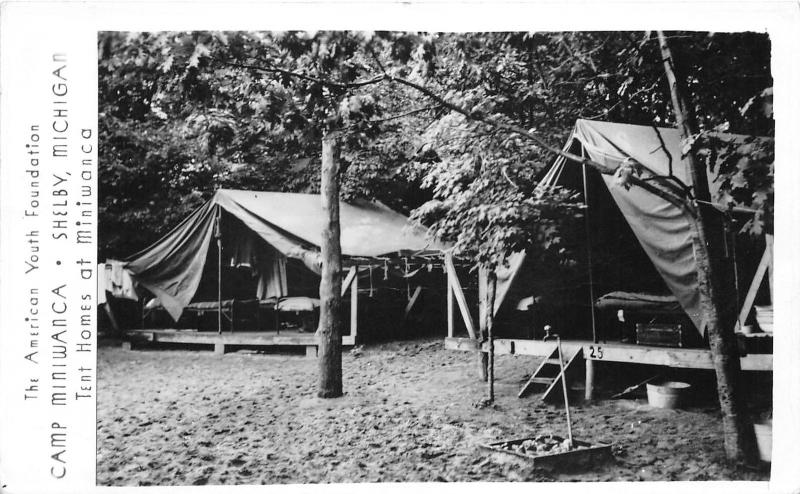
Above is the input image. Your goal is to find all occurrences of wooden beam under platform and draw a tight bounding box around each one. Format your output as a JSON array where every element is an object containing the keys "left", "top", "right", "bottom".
[
  {"left": 445, "top": 253, "right": 476, "bottom": 339},
  {"left": 125, "top": 329, "right": 355, "bottom": 356},
  {"left": 444, "top": 337, "right": 772, "bottom": 371}
]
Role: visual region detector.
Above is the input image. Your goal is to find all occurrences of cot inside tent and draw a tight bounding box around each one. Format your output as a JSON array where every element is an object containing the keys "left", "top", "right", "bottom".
[{"left": 124, "top": 189, "right": 447, "bottom": 321}]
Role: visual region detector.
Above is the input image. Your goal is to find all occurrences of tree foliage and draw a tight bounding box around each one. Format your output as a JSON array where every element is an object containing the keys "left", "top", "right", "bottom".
[{"left": 99, "top": 30, "right": 773, "bottom": 267}]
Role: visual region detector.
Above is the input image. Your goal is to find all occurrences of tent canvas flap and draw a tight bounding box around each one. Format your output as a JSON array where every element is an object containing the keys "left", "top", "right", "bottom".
[
  {"left": 573, "top": 119, "right": 704, "bottom": 333},
  {"left": 214, "top": 190, "right": 444, "bottom": 258},
  {"left": 124, "top": 200, "right": 218, "bottom": 320},
  {"left": 523, "top": 120, "right": 771, "bottom": 334},
  {"left": 124, "top": 190, "right": 446, "bottom": 321}
]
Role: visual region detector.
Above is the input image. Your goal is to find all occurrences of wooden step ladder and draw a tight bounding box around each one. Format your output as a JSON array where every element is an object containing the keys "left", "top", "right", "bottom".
[{"left": 518, "top": 346, "right": 583, "bottom": 401}]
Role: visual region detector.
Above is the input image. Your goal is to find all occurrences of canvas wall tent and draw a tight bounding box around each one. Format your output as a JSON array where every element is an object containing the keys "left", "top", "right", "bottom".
[
  {"left": 488, "top": 119, "right": 773, "bottom": 340},
  {"left": 125, "top": 189, "right": 448, "bottom": 322}
]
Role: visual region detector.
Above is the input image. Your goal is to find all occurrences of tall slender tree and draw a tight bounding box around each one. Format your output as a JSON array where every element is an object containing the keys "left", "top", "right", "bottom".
[
  {"left": 318, "top": 131, "right": 344, "bottom": 397},
  {"left": 657, "top": 31, "right": 758, "bottom": 463}
]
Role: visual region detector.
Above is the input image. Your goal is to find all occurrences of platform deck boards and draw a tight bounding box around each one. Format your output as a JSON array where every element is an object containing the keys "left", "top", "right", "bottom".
[
  {"left": 444, "top": 337, "right": 772, "bottom": 371},
  {"left": 124, "top": 329, "right": 355, "bottom": 354}
]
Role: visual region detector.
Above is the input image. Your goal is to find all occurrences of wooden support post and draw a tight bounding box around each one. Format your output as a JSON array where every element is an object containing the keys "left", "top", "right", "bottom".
[
  {"left": 102, "top": 299, "right": 121, "bottom": 334},
  {"left": 766, "top": 233, "right": 773, "bottom": 300},
  {"left": 478, "top": 267, "right": 489, "bottom": 382},
  {"left": 404, "top": 286, "right": 423, "bottom": 318},
  {"left": 214, "top": 343, "right": 225, "bottom": 355},
  {"left": 478, "top": 268, "right": 487, "bottom": 333},
  {"left": 341, "top": 266, "right": 357, "bottom": 296},
  {"left": 306, "top": 345, "right": 317, "bottom": 358},
  {"left": 216, "top": 207, "right": 223, "bottom": 335},
  {"left": 585, "top": 357, "right": 595, "bottom": 401},
  {"left": 121, "top": 341, "right": 132, "bottom": 351},
  {"left": 737, "top": 241, "right": 772, "bottom": 327},
  {"left": 444, "top": 253, "right": 476, "bottom": 339},
  {"left": 350, "top": 267, "right": 358, "bottom": 342},
  {"left": 447, "top": 267, "right": 454, "bottom": 338},
  {"left": 486, "top": 272, "right": 497, "bottom": 401}
]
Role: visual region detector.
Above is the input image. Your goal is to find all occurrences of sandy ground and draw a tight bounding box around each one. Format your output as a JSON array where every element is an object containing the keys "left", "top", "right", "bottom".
[{"left": 97, "top": 337, "right": 770, "bottom": 485}]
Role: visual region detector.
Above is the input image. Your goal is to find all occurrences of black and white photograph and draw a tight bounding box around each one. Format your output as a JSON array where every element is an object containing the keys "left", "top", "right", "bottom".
[
  {"left": 2, "top": 3, "right": 799, "bottom": 492},
  {"left": 93, "top": 29, "right": 778, "bottom": 485}
]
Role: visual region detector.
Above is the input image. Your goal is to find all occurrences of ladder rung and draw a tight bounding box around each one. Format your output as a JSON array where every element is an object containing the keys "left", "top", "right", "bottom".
[
  {"left": 530, "top": 377, "right": 555, "bottom": 384},
  {"left": 544, "top": 358, "right": 564, "bottom": 365}
]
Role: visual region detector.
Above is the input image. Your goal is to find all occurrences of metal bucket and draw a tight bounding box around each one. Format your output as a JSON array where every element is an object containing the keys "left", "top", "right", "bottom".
[
  {"left": 754, "top": 421, "right": 772, "bottom": 462},
  {"left": 646, "top": 381, "right": 691, "bottom": 409},
  {"left": 755, "top": 305, "right": 773, "bottom": 333}
]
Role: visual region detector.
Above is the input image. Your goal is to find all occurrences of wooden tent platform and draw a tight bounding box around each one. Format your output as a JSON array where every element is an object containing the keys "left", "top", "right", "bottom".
[
  {"left": 446, "top": 335, "right": 771, "bottom": 400},
  {"left": 445, "top": 336, "right": 772, "bottom": 371},
  {"left": 123, "top": 329, "right": 355, "bottom": 357}
]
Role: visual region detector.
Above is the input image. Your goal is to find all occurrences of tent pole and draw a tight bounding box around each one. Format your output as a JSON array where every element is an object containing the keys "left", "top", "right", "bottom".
[
  {"left": 581, "top": 147, "right": 598, "bottom": 344},
  {"left": 351, "top": 266, "right": 359, "bottom": 343},
  {"left": 446, "top": 261, "right": 454, "bottom": 338},
  {"left": 216, "top": 207, "right": 222, "bottom": 335}
]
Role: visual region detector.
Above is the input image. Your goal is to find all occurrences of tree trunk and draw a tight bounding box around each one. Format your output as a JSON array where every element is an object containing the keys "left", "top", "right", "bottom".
[
  {"left": 657, "top": 31, "right": 758, "bottom": 464},
  {"left": 479, "top": 351, "right": 489, "bottom": 382},
  {"left": 486, "top": 271, "right": 497, "bottom": 402},
  {"left": 478, "top": 269, "right": 489, "bottom": 382},
  {"left": 317, "top": 131, "right": 344, "bottom": 398}
]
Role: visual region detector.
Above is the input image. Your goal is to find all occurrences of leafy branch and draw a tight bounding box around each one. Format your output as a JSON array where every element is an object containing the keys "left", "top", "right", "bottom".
[
  {"left": 219, "top": 58, "right": 386, "bottom": 90},
  {"left": 221, "top": 56, "right": 696, "bottom": 215},
  {"left": 383, "top": 74, "right": 696, "bottom": 215}
]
